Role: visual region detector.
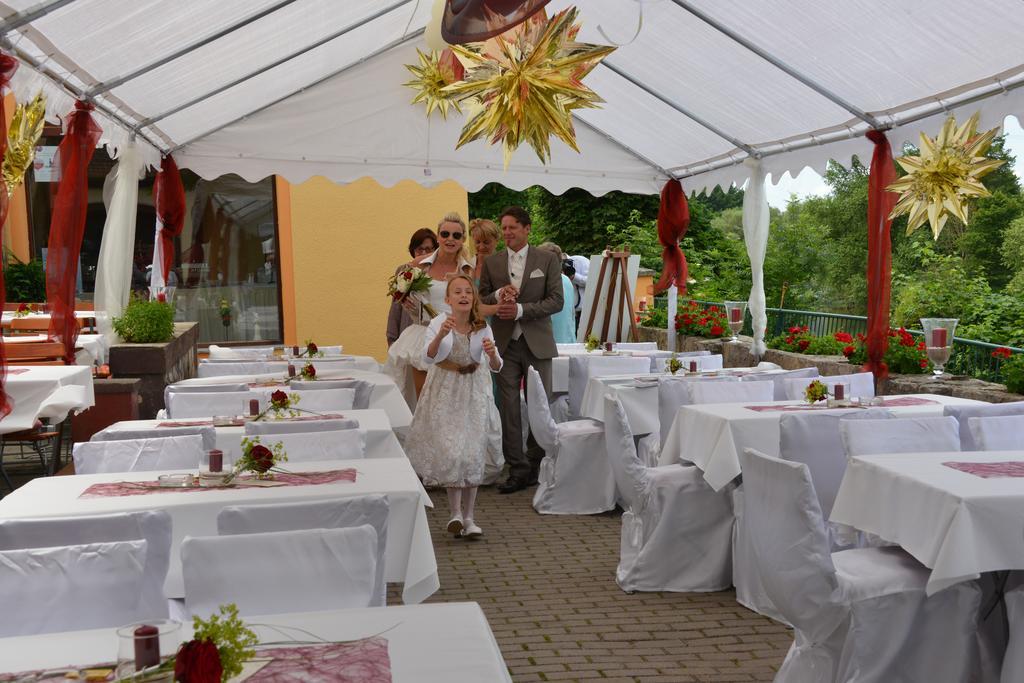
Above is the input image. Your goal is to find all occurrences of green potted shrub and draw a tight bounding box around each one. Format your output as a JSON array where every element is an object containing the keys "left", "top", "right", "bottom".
[{"left": 112, "top": 298, "right": 175, "bottom": 343}]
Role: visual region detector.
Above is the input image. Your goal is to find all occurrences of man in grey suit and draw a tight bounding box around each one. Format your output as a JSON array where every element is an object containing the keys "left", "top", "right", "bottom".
[{"left": 479, "top": 206, "right": 563, "bottom": 493}]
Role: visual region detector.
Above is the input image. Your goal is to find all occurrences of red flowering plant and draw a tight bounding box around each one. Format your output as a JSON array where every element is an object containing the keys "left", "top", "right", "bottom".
[
  {"left": 675, "top": 301, "right": 730, "bottom": 339},
  {"left": 992, "top": 347, "right": 1024, "bottom": 394},
  {"left": 844, "top": 327, "right": 931, "bottom": 374},
  {"left": 767, "top": 326, "right": 848, "bottom": 355}
]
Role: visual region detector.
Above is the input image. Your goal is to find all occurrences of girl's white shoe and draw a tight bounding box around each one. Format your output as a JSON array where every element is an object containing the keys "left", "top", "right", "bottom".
[
  {"left": 446, "top": 515, "right": 464, "bottom": 535},
  {"left": 461, "top": 520, "right": 483, "bottom": 538}
]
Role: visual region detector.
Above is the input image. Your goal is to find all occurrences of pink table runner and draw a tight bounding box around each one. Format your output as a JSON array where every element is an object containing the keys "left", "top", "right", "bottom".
[
  {"left": 745, "top": 396, "right": 938, "bottom": 412},
  {"left": 79, "top": 469, "right": 358, "bottom": 498},
  {"left": 943, "top": 461, "right": 1024, "bottom": 478}
]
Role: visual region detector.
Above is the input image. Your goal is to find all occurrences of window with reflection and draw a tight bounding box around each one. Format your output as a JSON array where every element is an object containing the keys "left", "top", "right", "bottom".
[{"left": 26, "top": 138, "right": 282, "bottom": 345}]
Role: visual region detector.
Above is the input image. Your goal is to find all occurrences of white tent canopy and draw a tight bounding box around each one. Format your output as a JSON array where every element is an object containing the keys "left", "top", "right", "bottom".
[{"left": 3, "top": 0, "right": 1024, "bottom": 195}]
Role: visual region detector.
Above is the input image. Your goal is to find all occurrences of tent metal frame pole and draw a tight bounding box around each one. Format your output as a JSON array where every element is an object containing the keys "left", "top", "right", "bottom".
[
  {"left": 669, "top": 0, "right": 884, "bottom": 130},
  {"left": 0, "top": 0, "right": 77, "bottom": 35},
  {"left": 85, "top": 0, "right": 301, "bottom": 98},
  {"left": 1, "top": 38, "right": 167, "bottom": 154},
  {"left": 170, "top": 27, "right": 425, "bottom": 153},
  {"left": 574, "top": 115, "right": 675, "bottom": 181},
  {"left": 136, "top": 0, "right": 415, "bottom": 132},
  {"left": 600, "top": 60, "right": 759, "bottom": 158}
]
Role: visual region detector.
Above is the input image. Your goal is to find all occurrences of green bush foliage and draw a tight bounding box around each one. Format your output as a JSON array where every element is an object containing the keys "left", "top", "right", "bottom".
[
  {"left": 3, "top": 257, "right": 46, "bottom": 302},
  {"left": 112, "top": 299, "right": 175, "bottom": 343}
]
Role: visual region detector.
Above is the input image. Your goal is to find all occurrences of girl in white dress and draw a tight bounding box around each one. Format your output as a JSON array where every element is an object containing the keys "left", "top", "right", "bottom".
[{"left": 405, "top": 274, "right": 502, "bottom": 538}]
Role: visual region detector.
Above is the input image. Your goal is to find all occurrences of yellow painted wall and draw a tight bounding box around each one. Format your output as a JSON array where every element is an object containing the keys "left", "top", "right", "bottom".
[{"left": 282, "top": 177, "right": 468, "bottom": 361}]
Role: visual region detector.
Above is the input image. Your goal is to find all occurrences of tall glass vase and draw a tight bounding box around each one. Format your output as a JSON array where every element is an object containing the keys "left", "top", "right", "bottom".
[
  {"left": 920, "top": 318, "right": 958, "bottom": 378},
  {"left": 724, "top": 301, "right": 747, "bottom": 342}
]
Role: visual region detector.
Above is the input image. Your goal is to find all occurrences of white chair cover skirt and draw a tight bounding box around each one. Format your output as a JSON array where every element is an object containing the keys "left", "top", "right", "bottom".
[
  {"left": 967, "top": 414, "right": 1024, "bottom": 451},
  {"left": 0, "top": 540, "right": 149, "bottom": 637},
  {"left": 782, "top": 371, "right": 875, "bottom": 400},
  {"left": 244, "top": 418, "right": 359, "bottom": 434},
  {"left": 656, "top": 375, "right": 739, "bottom": 446},
  {"left": 943, "top": 401, "right": 1024, "bottom": 450},
  {"left": 182, "top": 526, "right": 379, "bottom": 618},
  {"left": 687, "top": 379, "right": 774, "bottom": 405},
  {"left": 249, "top": 429, "right": 366, "bottom": 461},
  {"left": 840, "top": 416, "right": 960, "bottom": 457},
  {"left": 73, "top": 434, "right": 206, "bottom": 474},
  {"left": 567, "top": 355, "right": 652, "bottom": 417},
  {"left": 166, "top": 391, "right": 253, "bottom": 418},
  {"left": 741, "top": 366, "right": 819, "bottom": 400},
  {"left": 90, "top": 424, "right": 217, "bottom": 452}
]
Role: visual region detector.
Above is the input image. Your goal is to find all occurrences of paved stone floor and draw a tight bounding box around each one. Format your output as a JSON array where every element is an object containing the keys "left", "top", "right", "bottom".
[{"left": 399, "top": 484, "right": 791, "bottom": 683}]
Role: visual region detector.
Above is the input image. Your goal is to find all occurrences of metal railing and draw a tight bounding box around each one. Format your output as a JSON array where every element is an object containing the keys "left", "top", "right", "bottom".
[{"left": 652, "top": 296, "right": 1022, "bottom": 382}]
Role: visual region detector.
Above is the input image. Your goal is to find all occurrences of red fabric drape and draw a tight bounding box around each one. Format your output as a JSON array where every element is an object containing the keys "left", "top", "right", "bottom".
[
  {"left": 0, "top": 54, "right": 19, "bottom": 418},
  {"left": 154, "top": 155, "right": 185, "bottom": 283},
  {"left": 653, "top": 179, "right": 690, "bottom": 294},
  {"left": 864, "top": 130, "right": 897, "bottom": 379},
  {"left": 46, "top": 101, "right": 102, "bottom": 365}
]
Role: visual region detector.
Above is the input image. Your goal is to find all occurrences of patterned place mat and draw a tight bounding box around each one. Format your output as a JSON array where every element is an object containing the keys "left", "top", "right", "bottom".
[
  {"left": 79, "top": 469, "right": 358, "bottom": 498},
  {"left": 942, "top": 461, "right": 1024, "bottom": 478}
]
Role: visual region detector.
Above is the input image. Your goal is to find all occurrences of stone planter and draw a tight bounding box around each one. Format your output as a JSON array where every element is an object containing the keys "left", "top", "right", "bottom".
[{"left": 108, "top": 322, "right": 199, "bottom": 419}]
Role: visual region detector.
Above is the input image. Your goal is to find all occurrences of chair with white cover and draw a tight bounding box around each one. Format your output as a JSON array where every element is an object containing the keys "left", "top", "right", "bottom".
[
  {"left": 164, "top": 382, "right": 249, "bottom": 407},
  {"left": 645, "top": 375, "right": 739, "bottom": 467},
  {"left": 197, "top": 360, "right": 288, "bottom": 377},
  {"left": 527, "top": 368, "right": 614, "bottom": 515},
  {"left": 686, "top": 379, "right": 774, "bottom": 405},
  {"left": 968, "top": 414, "right": 1024, "bottom": 451},
  {"left": 739, "top": 447, "right": 980, "bottom": 682},
  {"left": 731, "top": 409, "right": 892, "bottom": 622},
  {"left": 556, "top": 343, "right": 585, "bottom": 353},
  {"left": 73, "top": 434, "right": 206, "bottom": 474},
  {"left": 289, "top": 388, "right": 355, "bottom": 413},
  {"left": 0, "top": 540, "right": 151, "bottom": 636},
  {"left": 688, "top": 353, "right": 724, "bottom": 371},
  {"left": 567, "top": 355, "right": 652, "bottom": 417},
  {"left": 604, "top": 396, "right": 733, "bottom": 592},
  {"left": 208, "top": 344, "right": 276, "bottom": 360},
  {"left": 840, "top": 416, "right": 960, "bottom": 458},
  {"left": 166, "top": 391, "right": 253, "bottom": 418},
  {"left": 217, "top": 495, "right": 389, "bottom": 605},
  {"left": 290, "top": 379, "right": 373, "bottom": 409},
  {"left": 613, "top": 342, "right": 658, "bottom": 351},
  {"left": 783, "top": 371, "right": 875, "bottom": 401},
  {"left": 742, "top": 366, "right": 820, "bottom": 400},
  {"left": 243, "top": 420, "right": 365, "bottom": 461},
  {"left": 91, "top": 425, "right": 217, "bottom": 452},
  {"left": 0, "top": 510, "right": 172, "bottom": 622},
  {"left": 1001, "top": 574, "right": 1024, "bottom": 683},
  {"left": 943, "top": 401, "right": 1024, "bottom": 450},
  {"left": 182, "top": 526, "right": 379, "bottom": 618}
]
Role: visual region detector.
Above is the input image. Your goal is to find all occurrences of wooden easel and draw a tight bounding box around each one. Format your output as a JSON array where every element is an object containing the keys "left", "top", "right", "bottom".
[{"left": 582, "top": 248, "right": 640, "bottom": 343}]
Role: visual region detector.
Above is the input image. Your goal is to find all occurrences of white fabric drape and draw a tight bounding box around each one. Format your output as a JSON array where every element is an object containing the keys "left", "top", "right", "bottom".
[
  {"left": 742, "top": 159, "right": 770, "bottom": 357},
  {"left": 94, "top": 143, "right": 143, "bottom": 341}
]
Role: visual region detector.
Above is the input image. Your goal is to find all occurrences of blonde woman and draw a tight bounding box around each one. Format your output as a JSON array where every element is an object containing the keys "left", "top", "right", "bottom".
[
  {"left": 384, "top": 213, "right": 474, "bottom": 405},
  {"left": 469, "top": 218, "right": 502, "bottom": 317}
]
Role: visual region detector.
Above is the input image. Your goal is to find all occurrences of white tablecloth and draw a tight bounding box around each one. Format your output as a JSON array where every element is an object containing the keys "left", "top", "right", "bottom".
[
  {"left": 4, "top": 333, "right": 108, "bottom": 366},
  {"left": 0, "top": 458, "right": 437, "bottom": 604},
  {"left": 95, "top": 409, "right": 404, "bottom": 464},
  {"left": 579, "top": 367, "right": 789, "bottom": 434},
  {"left": 198, "top": 355, "right": 380, "bottom": 378},
  {"left": 658, "top": 394, "right": 984, "bottom": 491},
  {"left": 0, "top": 365, "right": 95, "bottom": 435},
  {"left": 172, "top": 369, "right": 412, "bottom": 428},
  {"left": 0, "top": 310, "right": 94, "bottom": 324},
  {"left": 831, "top": 450, "right": 1024, "bottom": 595},
  {"left": 0, "top": 602, "right": 510, "bottom": 682}
]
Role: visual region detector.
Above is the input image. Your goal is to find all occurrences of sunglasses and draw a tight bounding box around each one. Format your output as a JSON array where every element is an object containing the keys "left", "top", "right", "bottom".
[{"left": 439, "top": 230, "right": 464, "bottom": 240}]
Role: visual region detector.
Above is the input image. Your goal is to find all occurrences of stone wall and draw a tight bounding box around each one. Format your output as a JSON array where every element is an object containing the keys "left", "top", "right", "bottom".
[
  {"left": 108, "top": 322, "right": 199, "bottom": 418},
  {"left": 638, "top": 325, "right": 1023, "bottom": 403}
]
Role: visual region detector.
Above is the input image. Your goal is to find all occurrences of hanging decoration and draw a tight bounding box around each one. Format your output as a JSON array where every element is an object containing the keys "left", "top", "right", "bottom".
[
  {"left": 441, "top": 0, "right": 550, "bottom": 44},
  {"left": 864, "top": 129, "right": 897, "bottom": 380},
  {"left": 2, "top": 91, "right": 46, "bottom": 197},
  {"left": 404, "top": 48, "right": 465, "bottom": 119},
  {"left": 652, "top": 179, "right": 689, "bottom": 294},
  {"left": 444, "top": 7, "right": 615, "bottom": 166},
  {"left": 0, "top": 53, "right": 19, "bottom": 419},
  {"left": 46, "top": 101, "right": 102, "bottom": 365},
  {"left": 150, "top": 155, "right": 186, "bottom": 297},
  {"left": 887, "top": 111, "right": 1004, "bottom": 239}
]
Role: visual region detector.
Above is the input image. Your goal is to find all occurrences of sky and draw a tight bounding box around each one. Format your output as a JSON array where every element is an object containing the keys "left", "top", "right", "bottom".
[{"left": 761, "top": 115, "right": 1024, "bottom": 209}]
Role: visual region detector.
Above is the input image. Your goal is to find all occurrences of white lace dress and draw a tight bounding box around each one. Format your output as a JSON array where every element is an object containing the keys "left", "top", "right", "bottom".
[{"left": 404, "top": 332, "right": 489, "bottom": 488}]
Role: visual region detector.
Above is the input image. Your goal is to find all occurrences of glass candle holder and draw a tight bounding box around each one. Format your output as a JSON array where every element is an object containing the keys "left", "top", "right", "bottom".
[
  {"left": 116, "top": 620, "right": 180, "bottom": 680},
  {"left": 920, "top": 318, "right": 958, "bottom": 378},
  {"left": 723, "top": 301, "right": 747, "bottom": 342}
]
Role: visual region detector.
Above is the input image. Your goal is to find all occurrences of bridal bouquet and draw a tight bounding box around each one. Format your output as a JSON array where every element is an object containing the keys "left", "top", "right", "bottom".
[{"left": 387, "top": 266, "right": 436, "bottom": 318}]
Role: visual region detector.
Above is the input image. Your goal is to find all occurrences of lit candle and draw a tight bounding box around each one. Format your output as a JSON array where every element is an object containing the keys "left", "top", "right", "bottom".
[
  {"left": 249, "top": 399, "right": 260, "bottom": 416},
  {"left": 134, "top": 624, "right": 160, "bottom": 670},
  {"left": 730, "top": 308, "right": 742, "bottom": 323},
  {"left": 287, "top": 364, "right": 296, "bottom": 377},
  {"left": 689, "top": 360, "right": 697, "bottom": 373},
  {"left": 931, "top": 327, "right": 947, "bottom": 347},
  {"left": 207, "top": 449, "right": 223, "bottom": 473},
  {"left": 834, "top": 383, "right": 845, "bottom": 401}
]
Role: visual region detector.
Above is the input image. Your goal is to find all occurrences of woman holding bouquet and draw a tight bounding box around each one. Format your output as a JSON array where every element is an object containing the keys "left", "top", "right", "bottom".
[
  {"left": 384, "top": 213, "right": 474, "bottom": 405},
  {"left": 405, "top": 274, "right": 502, "bottom": 538},
  {"left": 386, "top": 228, "right": 438, "bottom": 347}
]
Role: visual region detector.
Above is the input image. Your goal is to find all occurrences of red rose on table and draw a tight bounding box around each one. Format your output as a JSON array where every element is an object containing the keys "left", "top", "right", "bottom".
[
  {"left": 270, "top": 389, "right": 288, "bottom": 405},
  {"left": 307, "top": 342, "right": 318, "bottom": 355},
  {"left": 710, "top": 324, "right": 724, "bottom": 336},
  {"left": 301, "top": 363, "right": 316, "bottom": 379},
  {"left": 249, "top": 444, "right": 274, "bottom": 473},
  {"left": 174, "top": 638, "right": 222, "bottom": 683},
  {"left": 16, "top": 303, "right": 28, "bottom": 313}
]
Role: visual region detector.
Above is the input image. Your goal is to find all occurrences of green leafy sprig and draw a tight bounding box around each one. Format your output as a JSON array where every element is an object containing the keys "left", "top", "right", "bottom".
[{"left": 191, "top": 604, "right": 258, "bottom": 681}]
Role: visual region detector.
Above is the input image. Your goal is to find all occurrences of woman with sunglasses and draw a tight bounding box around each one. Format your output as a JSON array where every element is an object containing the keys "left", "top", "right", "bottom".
[{"left": 384, "top": 213, "right": 475, "bottom": 404}]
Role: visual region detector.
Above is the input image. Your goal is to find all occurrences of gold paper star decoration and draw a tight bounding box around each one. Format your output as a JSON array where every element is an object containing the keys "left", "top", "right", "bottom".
[
  {"left": 2, "top": 91, "right": 46, "bottom": 197},
  {"left": 443, "top": 7, "right": 615, "bottom": 167},
  {"left": 887, "top": 111, "right": 1005, "bottom": 239},
  {"left": 404, "top": 47, "right": 464, "bottom": 120}
]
